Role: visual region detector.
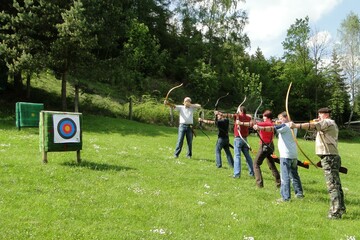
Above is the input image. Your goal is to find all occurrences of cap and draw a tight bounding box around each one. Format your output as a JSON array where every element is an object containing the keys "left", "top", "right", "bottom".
[
  {"left": 318, "top": 107, "right": 331, "bottom": 113},
  {"left": 183, "top": 97, "right": 191, "bottom": 103}
]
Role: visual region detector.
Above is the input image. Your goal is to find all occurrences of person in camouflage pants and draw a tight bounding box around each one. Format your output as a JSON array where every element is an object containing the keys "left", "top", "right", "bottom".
[
  {"left": 290, "top": 107, "right": 346, "bottom": 219},
  {"left": 321, "top": 154, "right": 345, "bottom": 219}
]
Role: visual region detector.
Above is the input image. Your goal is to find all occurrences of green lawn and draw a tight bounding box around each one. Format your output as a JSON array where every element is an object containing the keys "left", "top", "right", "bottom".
[{"left": 0, "top": 114, "right": 359, "bottom": 239}]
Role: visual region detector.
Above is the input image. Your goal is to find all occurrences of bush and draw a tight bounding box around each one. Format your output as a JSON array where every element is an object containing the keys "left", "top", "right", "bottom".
[
  {"left": 338, "top": 128, "right": 360, "bottom": 140},
  {"left": 132, "top": 95, "right": 176, "bottom": 126}
]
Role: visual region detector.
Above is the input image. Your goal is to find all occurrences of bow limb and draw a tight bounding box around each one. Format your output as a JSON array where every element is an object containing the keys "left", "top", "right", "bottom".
[
  {"left": 236, "top": 96, "right": 247, "bottom": 113},
  {"left": 286, "top": 82, "right": 317, "bottom": 168},
  {"left": 213, "top": 93, "right": 230, "bottom": 137},
  {"left": 254, "top": 97, "right": 263, "bottom": 121},
  {"left": 236, "top": 96, "right": 253, "bottom": 152},
  {"left": 214, "top": 92, "right": 229, "bottom": 111},
  {"left": 164, "top": 83, "right": 183, "bottom": 126},
  {"left": 164, "top": 83, "right": 183, "bottom": 103},
  {"left": 199, "top": 99, "right": 210, "bottom": 140}
]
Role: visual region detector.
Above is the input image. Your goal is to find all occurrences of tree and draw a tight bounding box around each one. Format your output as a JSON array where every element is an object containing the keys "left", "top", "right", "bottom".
[
  {"left": 308, "top": 27, "right": 332, "bottom": 111},
  {"left": 337, "top": 11, "right": 360, "bottom": 124},
  {"left": 189, "top": 59, "right": 219, "bottom": 103},
  {"left": 326, "top": 50, "right": 351, "bottom": 125},
  {"left": 122, "top": 20, "right": 168, "bottom": 93},
  {"left": 0, "top": 0, "right": 42, "bottom": 93},
  {"left": 282, "top": 17, "right": 316, "bottom": 120},
  {"left": 49, "top": 0, "right": 97, "bottom": 111},
  {"left": 171, "top": 0, "right": 250, "bottom": 105}
]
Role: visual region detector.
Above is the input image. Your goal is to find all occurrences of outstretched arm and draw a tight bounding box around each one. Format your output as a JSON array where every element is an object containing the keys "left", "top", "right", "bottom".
[
  {"left": 289, "top": 122, "right": 316, "bottom": 130},
  {"left": 198, "top": 118, "right": 215, "bottom": 125},
  {"left": 164, "top": 100, "right": 176, "bottom": 108},
  {"left": 236, "top": 120, "right": 254, "bottom": 128},
  {"left": 217, "top": 112, "right": 237, "bottom": 118},
  {"left": 253, "top": 124, "right": 274, "bottom": 132}
]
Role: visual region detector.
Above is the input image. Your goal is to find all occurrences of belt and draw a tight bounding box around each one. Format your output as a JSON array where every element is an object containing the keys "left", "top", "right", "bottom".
[{"left": 320, "top": 155, "right": 336, "bottom": 159}]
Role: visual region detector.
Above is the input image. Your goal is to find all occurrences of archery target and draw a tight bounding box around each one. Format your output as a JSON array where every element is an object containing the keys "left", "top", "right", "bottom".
[{"left": 53, "top": 114, "right": 81, "bottom": 143}]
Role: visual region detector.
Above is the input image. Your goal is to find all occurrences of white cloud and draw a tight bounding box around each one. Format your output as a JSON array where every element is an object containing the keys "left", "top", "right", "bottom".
[{"left": 243, "top": 0, "right": 343, "bottom": 57}]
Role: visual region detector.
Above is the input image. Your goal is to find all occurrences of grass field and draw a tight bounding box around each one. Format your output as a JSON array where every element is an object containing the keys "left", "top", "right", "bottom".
[{"left": 0, "top": 113, "right": 359, "bottom": 239}]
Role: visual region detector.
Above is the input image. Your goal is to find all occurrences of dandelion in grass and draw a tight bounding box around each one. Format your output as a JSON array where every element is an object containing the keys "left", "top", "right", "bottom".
[
  {"left": 150, "top": 228, "right": 172, "bottom": 235},
  {"left": 116, "top": 150, "right": 128, "bottom": 155},
  {"left": 93, "top": 144, "right": 100, "bottom": 152},
  {"left": 231, "top": 212, "right": 239, "bottom": 221},
  {"left": 127, "top": 185, "right": 145, "bottom": 195},
  {"left": 0, "top": 143, "right": 10, "bottom": 152},
  {"left": 153, "top": 190, "right": 161, "bottom": 196},
  {"left": 344, "top": 235, "right": 356, "bottom": 240},
  {"left": 175, "top": 160, "right": 184, "bottom": 165},
  {"left": 243, "top": 235, "right": 255, "bottom": 240}
]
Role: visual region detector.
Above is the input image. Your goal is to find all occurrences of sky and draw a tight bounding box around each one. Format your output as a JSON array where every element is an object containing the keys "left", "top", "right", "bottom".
[{"left": 243, "top": 0, "right": 360, "bottom": 58}]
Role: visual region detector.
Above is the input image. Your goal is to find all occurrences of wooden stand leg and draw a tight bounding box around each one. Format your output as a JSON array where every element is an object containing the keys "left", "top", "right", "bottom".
[
  {"left": 43, "top": 151, "right": 48, "bottom": 164},
  {"left": 77, "top": 150, "right": 81, "bottom": 163}
]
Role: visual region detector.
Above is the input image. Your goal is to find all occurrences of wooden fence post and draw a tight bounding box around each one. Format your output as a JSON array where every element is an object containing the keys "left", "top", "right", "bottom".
[{"left": 128, "top": 97, "right": 133, "bottom": 120}]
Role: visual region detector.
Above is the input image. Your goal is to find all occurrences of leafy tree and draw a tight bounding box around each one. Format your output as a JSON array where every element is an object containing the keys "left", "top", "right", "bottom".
[
  {"left": 326, "top": 50, "right": 351, "bottom": 125},
  {"left": 308, "top": 27, "right": 332, "bottom": 111},
  {"left": 122, "top": 19, "right": 169, "bottom": 93},
  {"left": 336, "top": 11, "right": 360, "bottom": 124},
  {"left": 189, "top": 59, "right": 218, "bottom": 103},
  {"left": 246, "top": 49, "right": 283, "bottom": 113},
  {"left": 49, "top": 0, "right": 98, "bottom": 111},
  {"left": 171, "top": 0, "right": 250, "bottom": 107},
  {"left": 282, "top": 17, "right": 316, "bottom": 120},
  {"left": 0, "top": 0, "right": 44, "bottom": 93}
]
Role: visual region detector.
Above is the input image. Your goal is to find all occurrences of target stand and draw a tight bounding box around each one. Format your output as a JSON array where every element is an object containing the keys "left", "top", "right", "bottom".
[{"left": 39, "top": 111, "right": 82, "bottom": 163}]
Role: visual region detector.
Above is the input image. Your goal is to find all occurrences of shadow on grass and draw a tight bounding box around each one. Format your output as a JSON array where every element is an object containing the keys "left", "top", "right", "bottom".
[
  {"left": 61, "top": 160, "right": 136, "bottom": 172},
  {"left": 192, "top": 157, "right": 215, "bottom": 164}
]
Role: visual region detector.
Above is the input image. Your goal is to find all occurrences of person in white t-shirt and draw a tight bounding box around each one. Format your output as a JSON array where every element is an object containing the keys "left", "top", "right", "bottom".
[
  {"left": 275, "top": 111, "right": 304, "bottom": 201},
  {"left": 165, "top": 97, "right": 201, "bottom": 158}
]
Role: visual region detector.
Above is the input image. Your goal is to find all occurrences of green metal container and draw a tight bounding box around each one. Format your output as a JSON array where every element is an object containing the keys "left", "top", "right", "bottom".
[
  {"left": 39, "top": 111, "right": 82, "bottom": 152},
  {"left": 16, "top": 102, "right": 44, "bottom": 129}
]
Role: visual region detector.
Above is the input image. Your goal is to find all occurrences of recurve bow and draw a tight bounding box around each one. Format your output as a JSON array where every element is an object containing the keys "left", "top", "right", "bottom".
[
  {"left": 164, "top": 83, "right": 183, "bottom": 125},
  {"left": 286, "top": 82, "right": 317, "bottom": 168},
  {"left": 236, "top": 96, "right": 253, "bottom": 151},
  {"left": 198, "top": 98, "right": 210, "bottom": 140}
]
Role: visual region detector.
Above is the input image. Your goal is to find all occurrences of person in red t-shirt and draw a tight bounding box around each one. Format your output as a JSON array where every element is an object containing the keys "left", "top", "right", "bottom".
[
  {"left": 232, "top": 106, "right": 254, "bottom": 178},
  {"left": 218, "top": 106, "right": 254, "bottom": 178},
  {"left": 252, "top": 110, "right": 280, "bottom": 188}
]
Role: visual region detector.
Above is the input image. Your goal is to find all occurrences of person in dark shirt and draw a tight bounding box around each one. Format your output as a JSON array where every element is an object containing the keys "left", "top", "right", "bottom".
[{"left": 199, "top": 114, "right": 234, "bottom": 168}]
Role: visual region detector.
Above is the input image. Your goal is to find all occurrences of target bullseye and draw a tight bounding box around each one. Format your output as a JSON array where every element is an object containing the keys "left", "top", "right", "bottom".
[
  {"left": 57, "top": 118, "right": 77, "bottom": 139},
  {"left": 53, "top": 114, "right": 81, "bottom": 143}
]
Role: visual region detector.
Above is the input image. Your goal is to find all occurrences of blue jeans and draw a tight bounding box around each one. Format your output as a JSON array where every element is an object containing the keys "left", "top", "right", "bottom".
[
  {"left": 280, "top": 158, "right": 303, "bottom": 200},
  {"left": 174, "top": 124, "right": 193, "bottom": 157},
  {"left": 215, "top": 137, "right": 234, "bottom": 168},
  {"left": 233, "top": 137, "right": 254, "bottom": 177}
]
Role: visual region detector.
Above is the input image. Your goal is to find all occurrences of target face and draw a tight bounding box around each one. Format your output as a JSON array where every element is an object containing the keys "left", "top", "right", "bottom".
[
  {"left": 57, "top": 118, "right": 77, "bottom": 139},
  {"left": 53, "top": 114, "right": 81, "bottom": 143}
]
